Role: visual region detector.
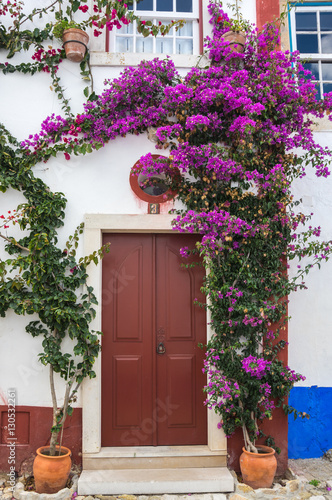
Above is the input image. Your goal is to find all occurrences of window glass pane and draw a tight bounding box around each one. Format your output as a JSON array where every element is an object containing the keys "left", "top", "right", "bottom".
[
  {"left": 156, "top": 37, "right": 173, "bottom": 53},
  {"left": 136, "top": 0, "right": 153, "bottom": 11},
  {"left": 161, "top": 21, "right": 173, "bottom": 35},
  {"left": 178, "top": 22, "right": 193, "bottom": 36},
  {"left": 323, "top": 83, "right": 332, "bottom": 94},
  {"left": 320, "top": 12, "right": 332, "bottom": 31},
  {"left": 138, "top": 174, "right": 169, "bottom": 195},
  {"left": 302, "top": 61, "right": 319, "bottom": 80},
  {"left": 136, "top": 37, "right": 153, "bottom": 52},
  {"left": 176, "top": 0, "right": 192, "bottom": 13},
  {"left": 315, "top": 84, "right": 321, "bottom": 100},
  {"left": 321, "top": 33, "right": 332, "bottom": 54},
  {"left": 117, "top": 23, "right": 133, "bottom": 34},
  {"left": 116, "top": 37, "right": 133, "bottom": 52},
  {"left": 301, "top": 63, "right": 319, "bottom": 80},
  {"left": 296, "top": 34, "right": 318, "bottom": 53},
  {"left": 322, "top": 62, "right": 332, "bottom": 81},
  {"left": 157, "top": 0, "right": 173, "bottom": 11},
  {"left": 176, "top": 38, "right": 193, "bottom": 54},
  {"left": 295, "top": 12, "right": 317, "bottom": 31}
]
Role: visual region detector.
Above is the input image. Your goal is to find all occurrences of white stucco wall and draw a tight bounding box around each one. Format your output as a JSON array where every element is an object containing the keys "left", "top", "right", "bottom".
[{"left": 288, "top": 132, "right": 332, "bottom": 387}]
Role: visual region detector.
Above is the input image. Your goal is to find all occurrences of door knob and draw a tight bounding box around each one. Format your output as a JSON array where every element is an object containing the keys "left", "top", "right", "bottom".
[{"left": 157, "top": 342, "right": 166, "bottom": 354}]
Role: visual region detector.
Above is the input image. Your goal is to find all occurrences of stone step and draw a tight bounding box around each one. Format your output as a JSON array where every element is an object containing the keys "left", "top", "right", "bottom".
[
  {"left": 78, "top": 468, "right": 234, "bottom": 496},
  {"left": 83, "top": 446, "right": 227, "bottom": 470}
]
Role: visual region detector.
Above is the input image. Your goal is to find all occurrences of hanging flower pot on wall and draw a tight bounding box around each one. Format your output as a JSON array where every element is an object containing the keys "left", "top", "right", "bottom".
[
  {"left": 239, "top": 445, "right": 277, "bottom": 489},
  {"left": 222, "top": 31, "right": 246, "bottom": 53},
  {"left": 62, "top": 28, "right": 89, "bottom": 63}
]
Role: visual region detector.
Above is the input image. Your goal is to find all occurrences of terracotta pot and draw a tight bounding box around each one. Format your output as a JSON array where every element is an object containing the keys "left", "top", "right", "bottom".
[
  {"left": 222, "top": 31, "right": 246, "bottom": 53},
  {"left": 239, "top": 445, "right": 277, "bottom": 489},
  {"left": 33, "top": 445, "right": 72, "bottom": 494},
  {"left": 62, "top": 28, "right": 89, "bottom": 62}
]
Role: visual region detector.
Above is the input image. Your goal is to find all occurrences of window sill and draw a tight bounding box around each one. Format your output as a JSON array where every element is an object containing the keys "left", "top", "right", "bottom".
[{"left": 90, "top": 51, "right": 202, "bottom": 68}]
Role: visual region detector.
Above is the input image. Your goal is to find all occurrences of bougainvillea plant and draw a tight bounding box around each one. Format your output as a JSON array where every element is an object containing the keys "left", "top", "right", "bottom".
[{"left": 1, "top": 0, "right": 332, "bottom": 457}]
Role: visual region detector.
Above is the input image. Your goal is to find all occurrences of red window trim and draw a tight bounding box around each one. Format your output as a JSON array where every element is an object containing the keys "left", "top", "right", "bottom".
[
  {"left": 256, "top": 0, "right": 280, "bottom": 32},
  {"left": 129, "top": 154, "right": 179, "bottom": 204}
]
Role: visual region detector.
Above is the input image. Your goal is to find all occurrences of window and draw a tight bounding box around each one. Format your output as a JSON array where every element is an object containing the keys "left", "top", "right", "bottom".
[
  {"left": 108, "top": 0, "right": 199, "bottom": 55},
  {"left": 290, "top": 3, "right": 332, "bottom": 99},
  {"left": 129, "top": 155, "right": 179, "bottom": 204}
]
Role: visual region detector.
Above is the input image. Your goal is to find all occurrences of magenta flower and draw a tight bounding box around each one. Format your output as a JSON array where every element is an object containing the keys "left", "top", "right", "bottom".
[{"left": 242, "top": 356, "right": 271, "bottom": 379}]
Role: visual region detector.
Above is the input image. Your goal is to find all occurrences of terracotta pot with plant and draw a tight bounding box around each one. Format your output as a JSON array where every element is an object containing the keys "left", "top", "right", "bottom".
[
  {"left": 221, "top": 30, "right": 246, "bottom": 52},
  {"left": 53, "top": 19, "right": 89, "bottom": 62},
  {"left": 217, "top": 0, "right": 252, "bottom": 53},
  {"left": 202, "top": 341, "right": 307, "bottom": 488},
  {"left": 0, "top": 211, "right": 108, "bottom": 495},
  {"left": 25, "top": 223, "right": 109, "bottom": 493},
  {"left": 7, "top": 220, "right": 109, "bottom": 494},
  {"left": 33, "top": 446, "right": 72, "bottom": 494},
  {"left": 239, "top": 445, "right": 278, "bottom": 489}
]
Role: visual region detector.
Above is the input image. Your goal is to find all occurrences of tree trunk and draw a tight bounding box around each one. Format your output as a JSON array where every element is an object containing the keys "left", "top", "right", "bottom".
[{"left": 49, "top": 428, "right": 59, "bottom": 456}]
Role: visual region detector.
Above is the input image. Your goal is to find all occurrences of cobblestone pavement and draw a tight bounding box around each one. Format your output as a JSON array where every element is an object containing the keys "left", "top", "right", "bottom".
[
  {"left": 1, "top": 454, "right": 332, "bottom": 500},
  {"left": 289, "top": 457, "right": 332, "bottom": 482}
]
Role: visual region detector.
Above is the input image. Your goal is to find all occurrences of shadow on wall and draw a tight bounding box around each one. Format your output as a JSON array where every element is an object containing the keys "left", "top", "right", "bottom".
[{"left": 288, "top": 386, "right": 332, "bottom": 458}]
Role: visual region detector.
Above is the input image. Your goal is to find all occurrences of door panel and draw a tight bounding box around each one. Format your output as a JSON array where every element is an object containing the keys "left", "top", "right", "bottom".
[
  {"left": 115, "top": 247, "right": 143, "bottom": 341},
  {"left": 166, "top": 247, "right": 193, "bottom": 338},
  {"left": 167, "top": 355, "right": 195, "bottom": 426},
  {"left": 102, "top": 234, "right": 154, "bottom": 446},
  {"left": 155, "top": 234, "right": 206, "bottom": 445},
  {"left": 113, "top": 355, "right": 142, "bottom": 428},
  {"left": 101, "top": 233, "right": 207, "bottom": 447}
]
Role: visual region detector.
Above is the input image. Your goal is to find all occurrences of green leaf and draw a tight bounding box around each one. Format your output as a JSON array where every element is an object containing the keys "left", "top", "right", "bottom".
[
  {"left": 88, "top": 92, "right": 98, "bottom": 102},
  {"left": 72, "top": 0, "right": 81, "bottom": 13}
]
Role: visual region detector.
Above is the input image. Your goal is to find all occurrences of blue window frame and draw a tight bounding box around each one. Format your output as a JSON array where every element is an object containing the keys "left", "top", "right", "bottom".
[{"left": 290, "top": 3, "right": 332, "bottom": 99}]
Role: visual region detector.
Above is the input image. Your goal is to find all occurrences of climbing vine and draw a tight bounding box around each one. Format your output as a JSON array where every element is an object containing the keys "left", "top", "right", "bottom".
[{"left": 1, "top": 0, "right": 332, "bottom": 455}]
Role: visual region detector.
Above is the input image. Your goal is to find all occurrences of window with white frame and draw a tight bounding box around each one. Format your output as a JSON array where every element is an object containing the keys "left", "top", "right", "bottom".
[
  {"left": 290, "top": 3, "right": 332, "bottom": 99},
  {"left": 109, "top": 0, "right": 199, "bottom": 55}
]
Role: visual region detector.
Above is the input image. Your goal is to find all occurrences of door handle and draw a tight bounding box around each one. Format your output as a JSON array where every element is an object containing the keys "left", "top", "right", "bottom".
[{"left": 157, "top": 342, "right": 166, "bottom": 354}]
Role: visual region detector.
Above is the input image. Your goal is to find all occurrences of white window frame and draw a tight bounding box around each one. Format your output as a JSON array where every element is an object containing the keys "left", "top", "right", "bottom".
[
  {"left": 289, "top": 3, "right": 332, "bottom": 98},
  {"left": 110, "top": 0, "right": 199, "bottom": 56},
  {"left": 89, "top": 0, "right": 201, "bottom": 67}
]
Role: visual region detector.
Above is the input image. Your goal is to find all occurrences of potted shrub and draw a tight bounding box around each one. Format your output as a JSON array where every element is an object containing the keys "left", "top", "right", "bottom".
[
  {"left": 0, "top": 208, "right": 109, "bottom": 493},
  {"left": 172, "top": 206, "right": 311, "bottom": 489},
  {"left": 203, "top": 346, "right": 307, "bottom": 488},
  {"left": 28, "top": 223, "right": 109, "bottom": 493}
]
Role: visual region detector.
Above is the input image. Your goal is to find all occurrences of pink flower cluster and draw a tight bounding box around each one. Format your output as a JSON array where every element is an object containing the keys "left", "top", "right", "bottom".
[
  {"left": 31, "top": 47, "right": 62, "bottom": 73},
  {"left": 242, "top": 355, "right": 271, "bottom": 379}
]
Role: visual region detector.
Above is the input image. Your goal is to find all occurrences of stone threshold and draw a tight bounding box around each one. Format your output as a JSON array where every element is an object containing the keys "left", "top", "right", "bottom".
[
  {"left": 78, "top": 468, "right": 234, "bottom": 496},
  {"left": 85, "top": 446, "right": 227, "bottom": 458},
  {"left": 83, "top": 446, "right": 227, "bottom": 470}
]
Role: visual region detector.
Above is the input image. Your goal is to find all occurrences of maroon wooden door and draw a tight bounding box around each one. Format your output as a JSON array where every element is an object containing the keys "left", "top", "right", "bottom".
[{"left": 101, "top": 233, "right": 207, "bottom": 447}]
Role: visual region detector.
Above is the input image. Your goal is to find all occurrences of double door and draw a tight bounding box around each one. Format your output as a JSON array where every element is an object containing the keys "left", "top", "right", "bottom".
[{"left": 101, "top": 233, "right": 207, "bottom": 446}]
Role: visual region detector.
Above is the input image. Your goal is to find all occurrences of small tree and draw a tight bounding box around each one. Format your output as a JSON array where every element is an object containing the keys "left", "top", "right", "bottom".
[{"left": 0, "top": 130, "right": 109, "bottom": 454}]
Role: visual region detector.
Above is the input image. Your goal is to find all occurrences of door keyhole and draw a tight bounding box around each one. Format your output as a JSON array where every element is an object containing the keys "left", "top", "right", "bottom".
[{"left": 157, "top": 342, "right": 166, "bottom": 354}]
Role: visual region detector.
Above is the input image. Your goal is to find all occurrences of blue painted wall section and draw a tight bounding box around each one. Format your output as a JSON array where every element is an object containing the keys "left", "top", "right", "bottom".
[{"left": 288, "top": 387, "right": 332, "bottom": 458}]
